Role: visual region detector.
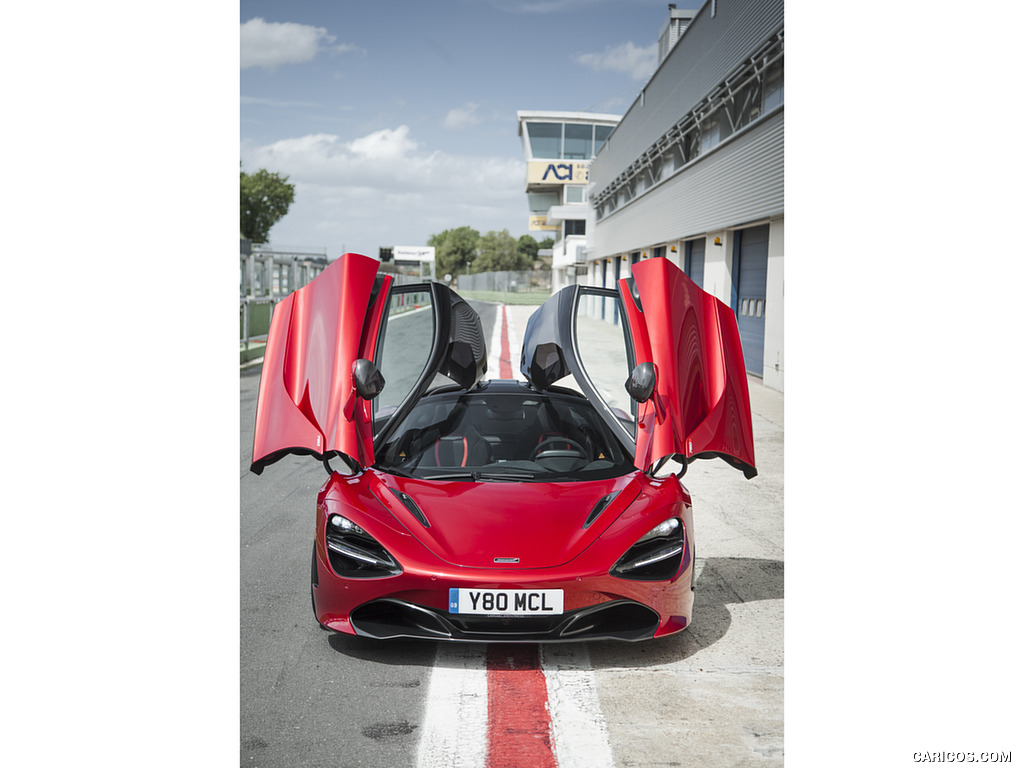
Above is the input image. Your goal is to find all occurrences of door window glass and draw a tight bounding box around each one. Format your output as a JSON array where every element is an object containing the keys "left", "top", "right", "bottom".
[
  {"left": 573, "top": 287, "right": 635, "bottom": 437},
  {"left": 374, "top": 286, "right": 435, "bottom": 423}
]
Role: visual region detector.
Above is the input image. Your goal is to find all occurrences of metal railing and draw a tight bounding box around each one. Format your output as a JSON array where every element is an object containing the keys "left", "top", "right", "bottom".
[
  {"left": 456, "top": 270, "right": 551, "bottom": 293},
  {"left": 241, "top": 245, "right": 330, "bottom": 351}
]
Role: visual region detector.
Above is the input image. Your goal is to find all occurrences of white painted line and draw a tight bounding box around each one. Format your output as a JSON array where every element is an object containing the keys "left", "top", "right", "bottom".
[
  {"left": 542, "top": 644, "right": 616, "bottom": 768},
  {"left": 486, "top": 305, "right": 505, "bottom": 382},
  {"left": 416, "top": 644, "right": 488, "bottom": 768},
  {"left": 504, "top": 305, "right": 527, "bottom": 382}
]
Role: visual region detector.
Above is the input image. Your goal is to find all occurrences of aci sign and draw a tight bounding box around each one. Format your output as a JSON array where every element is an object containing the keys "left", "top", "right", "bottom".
[
  {"left": 527, "top": 160, "right": 590, "bottom": 185},
  {"left": 529, "top": 216, "right": 561, "bottom": 232}
]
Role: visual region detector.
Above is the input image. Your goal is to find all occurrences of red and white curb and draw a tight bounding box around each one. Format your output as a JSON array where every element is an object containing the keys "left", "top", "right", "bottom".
[
  {"left": 488, "top": 304, "right": 523, "bottom": 382},
  {"left": 421, "top": 305, "right": 614, "bottom": 767},
  {"left": 416, "top": 643, "right": 615, "bottom": 768}
]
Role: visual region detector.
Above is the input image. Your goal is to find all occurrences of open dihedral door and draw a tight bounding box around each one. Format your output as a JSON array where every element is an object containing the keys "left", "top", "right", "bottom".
[
  {"left": 251, "top": 253, "right": 390, "bottom": 474},
  {"left": 251, "top": 252, "right": 488, "bottom": 475},
  {"left": 620, "top": 257, "right": 756, "bottom": 478},
  {"left": 518, "top": 257, "right": 755, "bottom": 478}
]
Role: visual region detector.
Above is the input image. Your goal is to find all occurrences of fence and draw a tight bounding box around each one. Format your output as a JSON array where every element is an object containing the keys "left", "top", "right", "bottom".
[
  {"left": 240, "top": 247, "right": 555, "bottom": 361},
  {"left": 455, "top": 270, "right": 551, "bottom": 294},
  {"left": 240, "top": 245, "right": 330, "bottom": 353},
  {"left": 240, "top": 249, "right": 446, "bottom": 356}
]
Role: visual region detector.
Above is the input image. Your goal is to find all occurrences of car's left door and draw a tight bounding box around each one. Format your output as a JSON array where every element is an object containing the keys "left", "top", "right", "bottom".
[{"left": 251, "top": 253, "right": 487, "bottom": 475}]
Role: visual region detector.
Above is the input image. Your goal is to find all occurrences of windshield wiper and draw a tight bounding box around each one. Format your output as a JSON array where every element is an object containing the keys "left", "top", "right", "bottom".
[
  {"left": 419, "top": 471, "right": 478, "bottom": 481},
  {"left": 476, "top": 471, "right": 537, "bottom": 481},
  {"left": 415, "top": 470, "right": 539, "bottom": 482}
]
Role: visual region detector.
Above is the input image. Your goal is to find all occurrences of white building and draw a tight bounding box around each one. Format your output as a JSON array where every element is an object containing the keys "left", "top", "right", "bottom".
[
  {"left": 516, "top": 111, "right": 621, "bottom": 293},
  {"left": 585, "top": 0, "right": 784, "bottom": 392}
]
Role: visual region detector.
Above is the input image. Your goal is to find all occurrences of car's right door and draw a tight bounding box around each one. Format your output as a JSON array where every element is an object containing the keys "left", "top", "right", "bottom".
[{"left": 619, "top": 257, "right": 757, "bottom": 478}]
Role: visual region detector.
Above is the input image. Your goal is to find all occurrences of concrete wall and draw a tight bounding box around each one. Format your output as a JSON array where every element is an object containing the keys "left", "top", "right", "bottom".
[
  {"left": 701, "top": 230, "right": 733, "bottom": 305},
  {"left": 763, "top": 217, "right": 784, "bottom": 392}
]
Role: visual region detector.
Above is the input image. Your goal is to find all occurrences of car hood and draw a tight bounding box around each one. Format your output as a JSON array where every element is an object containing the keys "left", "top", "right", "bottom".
[{"left": 371, "top": 473, "right": 643, "bottom": 569}]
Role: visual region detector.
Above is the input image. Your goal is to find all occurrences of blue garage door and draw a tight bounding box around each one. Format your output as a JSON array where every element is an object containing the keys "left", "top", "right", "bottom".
[
  {"left": 685, "top": 239, "right": 705, "bottom": 288},
  {"left": 732, "top": 225, "right": 768, "bottom": 376}
]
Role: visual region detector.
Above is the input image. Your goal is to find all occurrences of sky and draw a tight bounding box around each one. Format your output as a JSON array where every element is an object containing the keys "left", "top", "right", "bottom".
[{"left": 240, "top": 0, "right": 679, "bottom": 258}]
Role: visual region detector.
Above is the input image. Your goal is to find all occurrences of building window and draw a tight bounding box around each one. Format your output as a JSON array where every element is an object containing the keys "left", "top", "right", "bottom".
[
  {"left": 699, "top": 115, "right": 720, "bottom": 154},
  {"left": 527, "top": 122, "right": 561, "bottom": 159},
  {"left": 565, "top": 185, "right": 586, "bottom": 204},
  {"left": 594, "top": 125, "right": 613, "bottom": 154},
  {"left": 564, "top": 123, "right": 593, "bottom": 159},
  {"left": 528, "top": 191, "right": 559, "bottom": 213},
  {"left": 764, "top": 60, "right": 784, "bottom": 112},
  {"left": 732, "top": 78, "right": 763, "bottom": 129},
  {"left": 565, "top": 219, "right": 586, "bottom": 236}
]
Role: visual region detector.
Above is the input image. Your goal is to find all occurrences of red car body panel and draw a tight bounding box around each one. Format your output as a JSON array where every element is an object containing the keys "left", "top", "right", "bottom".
[
  {"left": 373, "top": 473, "right": 644, "bottom": 569},
  {"left": 622, "top": 258, "right": 757, "bottom": 478},
  {"left": 252, "top": 253, "right": 390, "bottom": 473},
  {"left": 313, "top": 468, "right": 695, "bottom": 639}
]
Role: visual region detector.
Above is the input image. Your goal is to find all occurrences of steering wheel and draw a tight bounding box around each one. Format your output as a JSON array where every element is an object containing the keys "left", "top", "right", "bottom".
[{"left": 530, "top": 435, "right": 590, "bottom": 462}]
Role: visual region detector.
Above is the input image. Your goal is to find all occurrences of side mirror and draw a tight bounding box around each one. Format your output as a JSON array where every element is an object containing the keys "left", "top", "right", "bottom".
[
  {"left": 352, "top": 359, "right": 386, "bottom": 400},
  {"left": 625, "top": 362, "right": 656, "bottom": 403}
]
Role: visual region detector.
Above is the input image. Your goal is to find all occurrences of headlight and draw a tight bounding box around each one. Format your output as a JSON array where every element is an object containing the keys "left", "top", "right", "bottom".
[
  {"left": 636, "top": 517, "right": 679, "bottom": 543},
  {"left": 325, "top": 514, "right": 402, "bottom": 578},
  {"left": 611, "top": 517, "right": 685, "bottom": 581}
]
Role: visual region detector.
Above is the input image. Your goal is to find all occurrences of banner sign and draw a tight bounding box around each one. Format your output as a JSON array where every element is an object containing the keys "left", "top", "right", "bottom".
[
  {"left": 394, "top": 246, "right": 435, "bottom": 263},
  {"left": 527, "top": 160, "right": 590, "bottom": 185},
  {"left": 529, "top": 216, "right": 561, "bottom": 231}
]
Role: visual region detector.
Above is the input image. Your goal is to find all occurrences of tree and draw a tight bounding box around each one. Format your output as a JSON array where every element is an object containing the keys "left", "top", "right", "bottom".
[
  {"left": 474, "top": 229, "right": 532, "bottom": 273},
  {"left": 516, "top": 234, "right": 539, "bottom": 263},
  {"left": 240, "top": 167, "right": 295, "bottom": 244},
  {"left": 428, "top": 226, "right": 480, "bottom": 277}
]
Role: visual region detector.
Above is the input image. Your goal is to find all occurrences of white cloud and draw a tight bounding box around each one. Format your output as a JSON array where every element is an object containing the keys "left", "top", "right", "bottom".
[
  {"left": 444, "top": 102, "right": 484, "bottom": 130},
  {"left": 240, "top": 127, "right": 526, "bottom": 257},
  {"left": 331, "top": 43, "right": 364, "bottom": 56},
  {"left": 575, "top": 41, "right": 658, "bottom": 81},
  {"left": 241, "top": 18, "right": 336, "bottom": 70},
  {"left": 348, "top": 126, "right": 420, "bottom": 160}
]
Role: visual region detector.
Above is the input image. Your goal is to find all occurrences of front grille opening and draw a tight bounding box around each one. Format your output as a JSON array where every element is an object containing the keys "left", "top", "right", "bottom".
[
  {"left": 559, "top": 602, "right": 659, "bottom": 641},
  {"left": 347, "top": 599, "right": 660, "bottom": 642},
  {"left": 350, "top": 600, "right": 452, "bottom": 640},
  {"left": 449, "top": 613, "right": 564, "bottom": 635}
]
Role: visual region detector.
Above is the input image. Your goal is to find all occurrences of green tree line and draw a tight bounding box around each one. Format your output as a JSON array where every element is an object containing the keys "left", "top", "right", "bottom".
[
  {"left": 240, "top": 166, "right": 555, "bottom": 273},
  {"left": 428, "top": 227, "right": 553, "bottom": 278}
]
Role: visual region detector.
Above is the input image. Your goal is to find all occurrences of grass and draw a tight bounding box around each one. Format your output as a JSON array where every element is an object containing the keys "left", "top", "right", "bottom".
[{"left": 457, "top": 290, "right": 549, "bottom": 305}]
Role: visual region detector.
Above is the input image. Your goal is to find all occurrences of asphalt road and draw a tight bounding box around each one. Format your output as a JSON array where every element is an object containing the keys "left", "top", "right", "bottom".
[
  {"left": 240, "top": 298, "right": 783, "bottom": 768},
  {"left": 240, "top": 301, "right": 498, "bottom": 768}
]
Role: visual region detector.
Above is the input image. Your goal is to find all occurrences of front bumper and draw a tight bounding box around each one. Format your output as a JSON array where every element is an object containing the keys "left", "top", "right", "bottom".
[
  {"left": 311, "top": 543, "right": 693, "bottom": 642},
  {"left": 349, "top": 597, "right": 661, "bottom": 642}
]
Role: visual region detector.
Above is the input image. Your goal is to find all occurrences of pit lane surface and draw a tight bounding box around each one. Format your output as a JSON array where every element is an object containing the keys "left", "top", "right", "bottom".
[{"left": 241, "top": 299, "right": 783, "bottom": 767}]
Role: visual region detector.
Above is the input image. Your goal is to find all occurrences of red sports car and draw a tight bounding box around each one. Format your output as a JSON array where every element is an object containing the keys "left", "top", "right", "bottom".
[{"left": 251, "top": 252, "right": 755, "bottom": 642}]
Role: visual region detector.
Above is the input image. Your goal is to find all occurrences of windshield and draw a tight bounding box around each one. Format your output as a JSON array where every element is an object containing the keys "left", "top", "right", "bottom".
[{"left": 374, "top": 389, "right": 635, "bottom": 482}]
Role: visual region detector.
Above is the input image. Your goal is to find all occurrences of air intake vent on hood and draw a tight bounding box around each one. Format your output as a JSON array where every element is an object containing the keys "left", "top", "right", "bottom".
[
  {"left": 583, "top": 492, "right": 619, "bottom": 529},
  {"left": 388, "top": 487, "right": 430, "bottom": 528}
]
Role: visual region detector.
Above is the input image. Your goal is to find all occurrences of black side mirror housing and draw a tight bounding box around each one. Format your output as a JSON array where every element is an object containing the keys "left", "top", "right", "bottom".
[
  {"left": 352, "top": 358, "right": 386, "bottom": 400},
  {"left": 625, "top": 362, "right": 656, "bottom": 403}
]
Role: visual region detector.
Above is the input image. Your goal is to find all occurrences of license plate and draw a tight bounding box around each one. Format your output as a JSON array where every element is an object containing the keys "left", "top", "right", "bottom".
[{"left": 448, "top": 588, "right": 564, "bottom": 615}]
